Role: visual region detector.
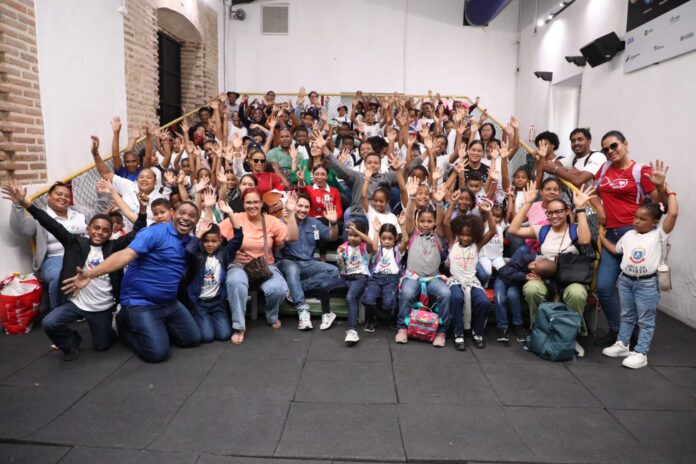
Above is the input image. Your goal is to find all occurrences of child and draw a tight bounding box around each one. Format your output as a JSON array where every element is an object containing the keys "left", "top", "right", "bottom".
[
  {"left": 109, "top": 211, "right": 126, "bottom": 239},
  {"left": 334, "top": 221, "right": 374, "bottom": 345},
  {"left": 478, "top": 203, "right": 507, "bottom": 286},
  {"left": 600, "top": 188, "right": 678, "bottom": 369},
  {"left": 446, "top": 189, "right": 478, "bottom": 220},
  {"left": 151, "top": 198, "right": 174, "bottom": 224},
  {"left": 362, "top": 220, "right": 408, "bottom": 332},
  {"left": 442, "top": 195, "right": 497, "bottom": 350},
  {"left": 362, "top": 170, "right": 401, "bottom": 239},
  {"left": 185, "top": 207, "right": 244, "bottom": 343},
  {"left": 495, "top": 253, "right": 557, "bottom": 343},
  {"left": 395, "top": 180, "right": 450, "bottom": 348}
]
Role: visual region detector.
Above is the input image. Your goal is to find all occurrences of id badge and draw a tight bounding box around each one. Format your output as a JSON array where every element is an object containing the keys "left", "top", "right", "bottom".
[{"left": 314, "top": 229, "right": 320, "bottom": 240}]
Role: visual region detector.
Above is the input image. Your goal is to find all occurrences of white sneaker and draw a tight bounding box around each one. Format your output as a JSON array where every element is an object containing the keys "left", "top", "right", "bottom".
[
  {"left": 622, "top": 351, "right": 648, "bottom": 369},
  {"left": 575, "top": 342, "right": 585, "bottom": 358},
  {"left": 297, "top": 308, "right": 313, "bottom": 331},
  {"left": 344, "top": 329, "right": 359, "bottom": 345},
  {"left": 320, "top": 312, "right": 336, "bottom": 330},
  {"left": 602, "top": 340, "right": 630, "bottom": 358}
]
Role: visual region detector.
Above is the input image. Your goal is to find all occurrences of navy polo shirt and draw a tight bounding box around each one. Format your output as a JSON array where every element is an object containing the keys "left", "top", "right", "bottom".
[
  {"left": 281, "top": 217, "right": 330, "bottom": 261},
  {"left": 120, "top": 222, "right": 191, "bottom": 307}
]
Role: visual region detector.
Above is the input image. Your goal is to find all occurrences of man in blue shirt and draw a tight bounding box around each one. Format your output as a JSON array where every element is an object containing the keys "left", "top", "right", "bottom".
[
  {"left": 278, "top": 193, "right": 339, "bottom": 331},
  {"left": 63, "top": 201, "right": 201, "bottom": 362}
]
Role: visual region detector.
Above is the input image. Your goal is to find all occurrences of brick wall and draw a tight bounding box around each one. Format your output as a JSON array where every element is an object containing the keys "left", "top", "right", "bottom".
[{"left": 0, "top": 0, "right": 47, "bottom": 183}]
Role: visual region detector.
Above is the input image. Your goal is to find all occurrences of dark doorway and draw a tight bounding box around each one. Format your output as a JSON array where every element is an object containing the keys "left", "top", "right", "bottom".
[{"left": 158, "top": 31, "right": 181, "bottom": 126}]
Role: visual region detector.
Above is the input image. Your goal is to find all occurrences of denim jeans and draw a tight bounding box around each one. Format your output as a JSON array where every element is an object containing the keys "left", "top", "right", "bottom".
[
  {"left": 116, "top": 300, "right": 201, "bottom": 363},
  {"left": 226, "top": 263, "right": 288, "bottom": 331},
  {"left": 397, "top": 278, "right": 451, "bottom": 333},
  {"left": 40, "top": 255, "right": 63, "bottom": 310},
  {"left": 193, "top": 295, "right": 232, "bottom": 343},
  {"left": 362, "top": 273, "right": 400, "bottom": 312},
  {"left": 505, "top": 229, "right": 526, "bottom": 256},
  {"left": 277, "top": 259, "right": 339, "bottom": 308},
  {"left": 42, "top": 300, "right": 115, "bottom": 352},
  {"left": 450, "top": 285, "right": 490, "bottom": 337},
  {"left": 494, "top": 279, "right": 523, "bottom": 330},
  {"left": 617, "top": 275, "right": 659, "bottom": 354},
  {"left": 596, "top": 225, "right": 634, "bottom": 332},
  {"left": 323, "top": 275, "right": 368, "bottom": 330}
]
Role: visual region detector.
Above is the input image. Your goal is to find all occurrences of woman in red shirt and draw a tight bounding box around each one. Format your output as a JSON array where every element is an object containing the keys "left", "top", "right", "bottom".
[
  {"left": 247, "top": 145, "right": 289, "bottom": 196},
  {"left": 298, "top": 164, "right": 343, "bottom": 261},
  {"left": 589, "top": 130, "right": 667, "bottom": 347}
]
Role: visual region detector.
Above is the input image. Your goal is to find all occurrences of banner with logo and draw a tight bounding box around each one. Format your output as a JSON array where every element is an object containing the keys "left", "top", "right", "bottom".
[{"left": 624, "top": 0, "right": 696, "bottom": 73}]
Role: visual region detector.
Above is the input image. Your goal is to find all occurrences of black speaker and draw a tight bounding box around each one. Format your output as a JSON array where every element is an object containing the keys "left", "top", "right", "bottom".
[{"left": 580, "top": 32, "right": 625, "bottom": 67}]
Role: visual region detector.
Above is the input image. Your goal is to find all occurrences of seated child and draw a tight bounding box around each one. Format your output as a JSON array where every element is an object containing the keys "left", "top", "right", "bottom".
[{"left": 478, "top": 203, "right": 507, "bottom": 286}]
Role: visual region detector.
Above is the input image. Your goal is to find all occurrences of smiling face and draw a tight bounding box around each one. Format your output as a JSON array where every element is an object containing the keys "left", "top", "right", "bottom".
[
  {"left": 47, "top": 185, "right": 71, "bottom": 213},
  {"left": 279, "top": 129, "right": 292, "bottom": 149},
  {"left": 570, "top": 132, "right": 591, "bottom": 156},
  {"left": 137, "top": 169, "right": 156, "bottom": 194},
  {"left": 87, "top": 218, "right": 112, "bottom": 246},
  {"left": 417, "top": 210, "right": 436, "bottom": 235},
  {"left": 173, "top": 203, "right": 198, "bottom": 235},
  {"left": 249, "top": 152, "right": 266, "bottom": 173},
  {"left": 347, "top": 230, "right": 362, "bottom": 247},
  {"left": 239, "top": 175, "right": 257, "bottom": 192},
  {"left": 243, "top": 191, "right": 262, "bottom": 218},
  {"left": 415, "top": 185, "right": 430, "bottom": 208},
  {"left": 364, "top": 154, "right": 381, "bottom": 173},
  {"left": 545, "top": 199, "right": 568, "bottom": 228},
  {"left": 359, "top": 142, "right": 372, "bottom": 158},
  {"left": 601, "top": 136, "right": 628, "bottom": 164},
  {"left": 295, "top": 197, "right": 310, "bottom": 221},
  {"left": 541, "top": 180, "right": 561, "bottom": 202},
  {"left": 123, "top": 152, "right": 140, "bottom": 173},
  {"left": 151, "top": 205, "right": 173, "bottom": 224},
  {"left": 468, "top": 143, "right": 483, "bottom": 164},
  {"left": 202, "top": 233, "right": 222, "bottom": 256},
  {"left": 457, "top": 226, "right": 474, "bottom": 247},
  {"left": 634, "top": 207, "right": 659, "bottom": 233},
  {"left": 372, "top": 190, "right": 388, "bottom": 213},
  {"left": 458, "top": 191, "right": 473, "bottom": 211},
  {"left": 313, "top": 167, "right": 327, "bottom": 187}
]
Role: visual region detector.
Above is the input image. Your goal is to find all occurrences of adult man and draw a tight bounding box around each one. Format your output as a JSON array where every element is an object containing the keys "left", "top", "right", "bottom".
[
  {"left": 64, "top": 202, "right": 202, "bottom": 363},
  {"left": 544, "top": 128, "right": 606, "bottom": 188},
  {"left": 267, "top": 128, "right": 294, "bottom": 178},
  {"left": 277, "top": 193, "right": 340, "bottom": 331}
]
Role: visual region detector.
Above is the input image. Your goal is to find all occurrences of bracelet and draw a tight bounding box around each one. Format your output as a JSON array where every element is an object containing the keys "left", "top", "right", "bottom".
[
  {"left": 434, "top": 202, "right": 444, "bottom": 207},
  {"left": 667, "top": 192, "right": 676, "bottom": 196},
  {"left": 329, "top": 221, "right": 337, "bottom": 226},
  {"left": 574, "top": 208, "right": 585, "bottom": 214},
  {"left": 409, "top": 195, "right": 417, "bottom": 200}
]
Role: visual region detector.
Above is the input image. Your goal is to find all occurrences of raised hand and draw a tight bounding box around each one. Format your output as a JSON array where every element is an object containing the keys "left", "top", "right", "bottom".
[
  {"left": 310, "top": 130, "right": 327, "bottom": 149},
  {"left": 90, "top": 135, "right": 100, "bottom": 156},
  {"left": 217, "top": 165, "right": 228, "bottom": 184},
  {"left": 129, "top": 127, "right": 141, "bottom": 140},
  {"left": 451, "top": 189, "right": 461, "bottom": 203},
  {"left": 432, "top": 167, "right": 443, "bottom": 184},
  {"left": 289, "top": 143, "right": 298, "bottom": 162},
  {"left": 372, "top": 217, "right": 382, "bottom": 232},
  {"left": 523, "top": 181, "right": 538, "bottom": 204},
  {"left": 181, "top": 118, "right": 191, "bottom": 134},
  {"left": 112, "top": 116, "right": 121, "bottom": 132},
  {"left": 232, "top": 132, "right": 243, "bottom": 150},
  {"left": 96, "top": 178, "right": 114, "bottom": 195},
  {"left": 488, "top": 163, "right": 500, "bottom": 182},
  {"left": 196, "top": 218, "right": 213, "bottom": 238},
  {"left": 323, "top": 203, "right": 338, "bottom": 223},
  {"left": 397, "top": 211, "right": 407, "bottom": 226},
  {"left": 186, "top": 140, "right": 196, "bottom": 155},
  {"left": 479, "top": 197, "right": 493, "bottom": 213},
  {"left": 500, "top": 140, "right": 512, "bottom": 159},
  {"left": 194, "top": 177, "right": 210, "bottom": 193},
  {"left": 1, "top": 181, "right": 27, "bottom": 206},
  {"left": 509, "top": 115, "right": 519, "bottom": 129},
  {"left": 537, "top": 140, "right": 548, "bottom": 158},
  {"left": 573, "top": 184, "right": 596, "bottom": 209},
  {"left": 646, "top": 159, "right": 669, "bottom": 188},
  {"left": 406, "top": 176, "right": 419, "bottom": 198},
  {"left": 364, "top": 167, "right": 374, "bottom": 180},
  {"left": 285, "top": 190, "right": 298, "bottom": 213},
  {"left": 217, "top": 199, "right": 233, "bottom": 216},
  {"left": 432, "top": 184, "right": 446, "bottom": 203},
  {"left": 339, "top": 147, "right": 352, "bottom": 165},
  {"left": 387, "top": 152, "right": 404, "bottom": 171},
  {"left": 177, "top": 170, "right": 186, "bottom": 185},
  {"left": 137, "top": 191, "right": 150, "bottom": 209},
  {"left": 203, "top": 188, "right": 216, "bottom": 209},
  {"left": 163, "top": 170, "right": 177, "bottom": 186}
]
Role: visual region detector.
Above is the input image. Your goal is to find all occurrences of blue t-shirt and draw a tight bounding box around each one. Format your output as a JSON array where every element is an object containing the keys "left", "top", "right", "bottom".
[
  {"left": 280, "top": 217, "right": 329, "bottom": 262},
  {"left": 120, "top": 222, "right": 190, "bottom": 307},
  {"left": 115, "top": 165, "right": 141, "bottom": 182}
]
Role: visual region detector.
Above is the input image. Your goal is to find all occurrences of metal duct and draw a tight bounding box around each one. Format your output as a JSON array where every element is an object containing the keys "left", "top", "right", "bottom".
[{"left": 464, "top": 0, "right": 514, "bottom": 26}]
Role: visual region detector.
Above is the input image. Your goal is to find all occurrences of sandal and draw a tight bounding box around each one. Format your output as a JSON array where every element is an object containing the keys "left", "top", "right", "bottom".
[
  {"left": 230, "top": 331, "right": 245, "bottom": 345},
  {"left": 271, "top": 320, "right": 282, "bottom": 330}
]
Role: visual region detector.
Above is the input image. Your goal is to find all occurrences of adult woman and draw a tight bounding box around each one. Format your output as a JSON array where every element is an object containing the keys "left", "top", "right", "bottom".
[
  {"left": 589, "top": 131, "right": 666, "bottom": 346},
  {"left": 220, "top": 189, "right": 296, "bottom": 344},
  {"left": 226, "top": 173, "right": 258, "bottom": 213},
  {"left": 508, "top": 183, "right": 594, "bottom": 335},
  {"left": 291, "top": 142, "right": 343, "bottom": 194},
  {"left": 232, "top": 144, "right": 289, "bottom": 197},
  {"left": 8, "top": 181, "right": 92, "bottom": 309}
]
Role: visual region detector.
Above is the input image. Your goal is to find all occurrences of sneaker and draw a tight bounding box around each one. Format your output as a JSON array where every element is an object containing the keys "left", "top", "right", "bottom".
[
  {"left": 575, "top": 341, "right": 585, "bottom": 358},
  {"left": 496, "top": 328, "right": 510, "bottom": 343},
  {"left": 344, "top": 329, "right": 360, "bottom": 346},
  {"left": 473, "top": 334, "right": 486, "bottom": 349},
  {"left": 395, "top": 328, "right": 408, "bottom": 344},
  {"left": 602, "top": 340, "right": 630, "bottom": 358},
  {"left": 622, "top": 351, "right": 648, "bottom": 369},
  {"left": 513, "top": 325, "right": 529, "bottom": 343},
  {"left": 364, "top": 317, "right": 377, "bottom": 333},
  {"left": 432, "top": 332, "right": 446, "bottom": 348},
  {"left": 454, "top": 336, "right": 467, "bottom": 351},
  {"left": 62, "top": 332, "right": 82, "bottom": 362},
  {"left": 593, "top": 330, "right": 618, "bottom": 348},
  {"left": 297, "top": 308, "right": 313, "bottom": 331},
  {"left": 320, "top": 312, "right": 336, "bottom": 330}
]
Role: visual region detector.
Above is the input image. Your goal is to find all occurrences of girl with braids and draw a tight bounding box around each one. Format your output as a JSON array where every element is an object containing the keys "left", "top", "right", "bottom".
[{"left": 599, "top": 168, "right": 678, "bottom": 369}]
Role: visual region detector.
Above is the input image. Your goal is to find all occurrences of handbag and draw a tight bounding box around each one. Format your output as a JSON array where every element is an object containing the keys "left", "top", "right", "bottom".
[
  {"left": 243, "top": 214, "right": 273, "bottom": 288},
  {"left": 0, "top": 273, "right": 42, "bottom": 334},
  {"left": 657, "top": 234, "right": 672, "bottom": 291},
  {"left": 556, "top": 253, "right": 594, "bottom": 286}
]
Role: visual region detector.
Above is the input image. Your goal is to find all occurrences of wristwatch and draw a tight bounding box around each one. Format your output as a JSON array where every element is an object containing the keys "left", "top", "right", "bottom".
[{"left": 574, "top": 208, "right": 585, "bottom": 214}]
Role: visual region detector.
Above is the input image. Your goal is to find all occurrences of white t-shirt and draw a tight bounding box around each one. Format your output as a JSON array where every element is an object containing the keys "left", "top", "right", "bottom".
[
  {"left": 533, "top": 224, "right": 578, "bottom": 259},
  {"left": 227, "top": 123, "right": 248, "bottom": 143},
  {"left": 344, "top": 245, "right": 369, "bottom": 276},
  {"left": 45, "top": 207, "right": 87, "bottom": 257},
  {"left": 448, "top": 242, "right": 479, "bottom": 283},
  {"left": 616, "top": 227, "right": 666, "bottom": 277},
  {"left": 367, "top": 206, "right": 401, "bottom": 239},
  {"left": 373, "top": 247, "right": 400, "bottom": 275},
  {"left": 71, "top": 246, "right": 114, "bottom": 312},
  {"left": 363, "top": 123, "right": 382, "bottom": 138},
  {"left": 481, "top": 222, "right": 505, "bottom": 259},
  {"left": 572, "top": 151, "right": 606, "bottom": 177},
  {"left": 111, "top": 175, "right": 164, "bottom": 230},
  {"left": 199, "top": 256, "right": 222, "bottom": 299}
]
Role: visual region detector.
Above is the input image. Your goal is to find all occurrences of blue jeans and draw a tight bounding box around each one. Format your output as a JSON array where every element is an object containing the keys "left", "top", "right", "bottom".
[
  {"left": 277, "top": 259, "right": 339, "bottom": 309},
  {"left": 225, "top": 263, "right": 288, "bottom": 331},
  {"left": 362, "top": 273, "right": 400, "bottom": 313},
  {"left": 596, "top": 226, "right": 634, "bottom": 332},
  {"left": 450, "top": 285, "right": 490, "bottom": 337},
  {"left": 617, "top": 275, "right": 659, "bottom": 354},
  {"left": 494, "top": 279, "right": 523, "bottom": 330},
  {"left": 40, "top": 255, "right": 63, "bottom": 310},
  {"left": 475, "top": 262, "right": 489, "bottom": 286},
  {"left": 397, "top": 278, "right": 451, "bottom": 333},
  {"left": 505, "top": 229, "right": 526, "bottom": 256},
  {"left": 116, "top": 300, "right": 201, "bottom": 363},
  {"left": 193, "top": 295, "right": 232, "bottom": 343},
  {"left": 323, "top": 275, "right": 368, "bottom": 330},
  {"left": 42, "top": 300, "right": 115, "bottom": 352}
]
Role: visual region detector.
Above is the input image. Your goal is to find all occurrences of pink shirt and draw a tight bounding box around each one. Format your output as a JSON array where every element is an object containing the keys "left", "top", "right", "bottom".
[{"left": 525, "top": 201, "right": 549, "bottom": 249}]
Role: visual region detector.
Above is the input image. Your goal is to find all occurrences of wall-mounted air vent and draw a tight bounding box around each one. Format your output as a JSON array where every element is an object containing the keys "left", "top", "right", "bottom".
[{"left": 261, "top": 5, "right": 289, "bottom": 34}]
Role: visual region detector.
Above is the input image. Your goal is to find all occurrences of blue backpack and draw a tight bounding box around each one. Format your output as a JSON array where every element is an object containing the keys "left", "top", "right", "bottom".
[{"left": 526, "top": 302, "right": 582, "bottom": 362}]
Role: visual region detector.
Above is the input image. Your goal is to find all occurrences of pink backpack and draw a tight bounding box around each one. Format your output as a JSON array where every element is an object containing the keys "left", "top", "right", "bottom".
[{"left": 406, "top": 303, "right": 439, "bottom": 343}]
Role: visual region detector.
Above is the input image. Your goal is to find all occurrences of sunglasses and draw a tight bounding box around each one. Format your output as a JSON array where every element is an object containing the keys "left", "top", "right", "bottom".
[
  {"left": 251, "top": 158, "right": 266, "bottom": 164},
  {"left": 601, "top": 142, "right": 621, "bottom": 155},
  {"left": 545, "top": 208, "right": 567, "bottom": 217}
]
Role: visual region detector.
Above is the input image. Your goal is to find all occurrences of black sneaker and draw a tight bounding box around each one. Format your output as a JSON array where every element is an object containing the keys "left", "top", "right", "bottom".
[
  {"left": 364, "top": 318, "right": 377, "bottom": 333},
  {"left": 496, "top": 328, "right": 510, "bottom": 343},
  {"left": 454, "top": 336, "right": 467, "bottom": 351},
  {"left": 473, "top": 334, "right": 486, "bottom": 349},
  {"left": 513, "top": 325, "right": 529, "bottom": 343},
  {"left": 62, "top": 332, "right": 82, "bottom": 362},
  {"left": 593, "top": 330, "right": 618, "bottom": 348}
]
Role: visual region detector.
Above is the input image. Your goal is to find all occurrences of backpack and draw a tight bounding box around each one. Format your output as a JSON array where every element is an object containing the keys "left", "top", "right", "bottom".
[
  {"left": 403, "top": 277, "right": 443, "bottom": 343},
  {"left": 526, "top": 302, "right": 582, "bottom": 362},
  {"left": 593, "top": 161, "right": 645, "bottom": 204}
]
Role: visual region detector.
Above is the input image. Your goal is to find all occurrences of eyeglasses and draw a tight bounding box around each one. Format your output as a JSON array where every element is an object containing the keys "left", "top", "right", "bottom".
[
  {"left": 601, "top": 142, "right": 620, "bottom": 155},
  {"left": 545, "top": 209, "right": 567, "bottom": 217},
  {"left": 251, "top": 158, "right": 266, "bottom": 164},
  {"left": 244, "top": 201, "right": 262, "bottom": 206}
]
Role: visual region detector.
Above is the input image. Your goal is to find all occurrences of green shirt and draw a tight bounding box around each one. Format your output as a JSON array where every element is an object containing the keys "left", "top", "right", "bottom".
[
  {"left": 267, "top": 146, "right": 292, "bottom": 177},
  {"left": 291, "top": 158, "right": 344, "bottom": 192}
]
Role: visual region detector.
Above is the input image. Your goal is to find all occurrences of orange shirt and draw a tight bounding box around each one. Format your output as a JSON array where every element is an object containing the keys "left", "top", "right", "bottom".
[{"left": 219, "top": 213, "right": 288, "bottom": 265}]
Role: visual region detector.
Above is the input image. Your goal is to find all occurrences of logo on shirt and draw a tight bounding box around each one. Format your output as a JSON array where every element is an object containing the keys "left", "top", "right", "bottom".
[
  {"left": 629, "top": 247, "right": 647, "bottom": 264},
  {"left": 607, "top": 178, "right": 629, "bottom": 190}
]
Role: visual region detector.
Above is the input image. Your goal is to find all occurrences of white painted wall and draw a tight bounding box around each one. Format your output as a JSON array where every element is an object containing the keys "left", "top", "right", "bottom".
[
  {"left": 0, "top": 0, "right": 129, "bottom": 277},
  {"left": 515, "top": 0, "right": 696, "bottom": 327},
  {"left": 225, "top": 0, "right": 520, "bottom": 118}
]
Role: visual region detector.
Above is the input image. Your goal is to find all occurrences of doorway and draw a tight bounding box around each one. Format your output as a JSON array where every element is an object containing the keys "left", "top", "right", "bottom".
[
  {"left": 158, "top": 31, "right": 182, "bottom": 126},
  {"left": 550, "top": 74, "right": 582, "bottom": 156}
]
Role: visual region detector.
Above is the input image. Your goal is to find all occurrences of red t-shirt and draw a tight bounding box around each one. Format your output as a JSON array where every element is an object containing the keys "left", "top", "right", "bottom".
[
  {"left": 301, "top": 184, "right": 343, "bottom": 220},
  {"left": 254, "top": 172, "right": 285, "bottom": 196},
  {"left": 595, "top": 162, "right": 655, "bottom": 228}
]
